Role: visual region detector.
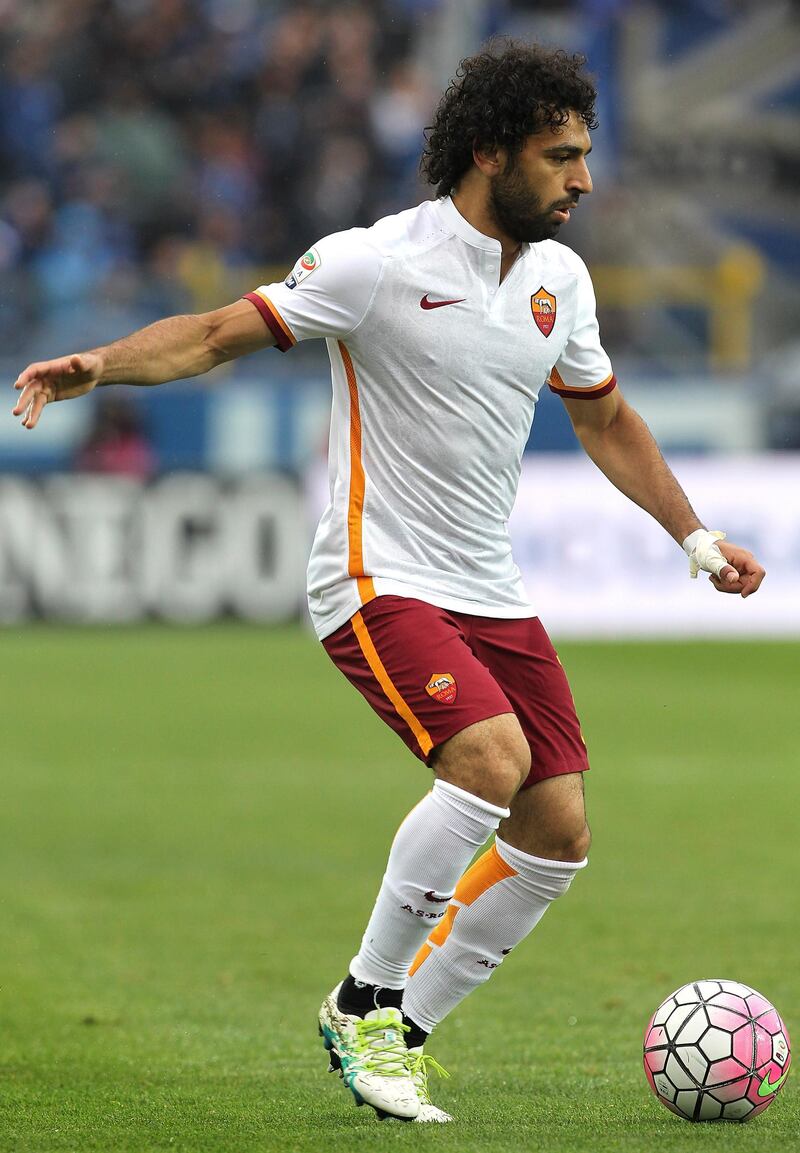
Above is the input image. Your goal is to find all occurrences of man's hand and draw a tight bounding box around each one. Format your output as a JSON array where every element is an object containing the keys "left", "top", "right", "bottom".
[
  {"left": 710, "top": 539, "right": 765, "bottom": 599},
  {"left": 683, "top": 529, "right": 765, "bottom": 598},
  {"left": 12, "top": 352, "right": 104, "bottom": 429}
]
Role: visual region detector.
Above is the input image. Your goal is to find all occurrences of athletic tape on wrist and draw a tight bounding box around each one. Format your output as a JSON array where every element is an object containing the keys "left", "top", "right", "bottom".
[{"left": 681, "top": 529, "right": 728, "bottom": 579}]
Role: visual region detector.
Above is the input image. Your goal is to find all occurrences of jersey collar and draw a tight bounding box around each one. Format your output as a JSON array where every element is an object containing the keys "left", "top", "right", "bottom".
[{"left": 436, "top": 196, "right": 529, "bottom": 259}]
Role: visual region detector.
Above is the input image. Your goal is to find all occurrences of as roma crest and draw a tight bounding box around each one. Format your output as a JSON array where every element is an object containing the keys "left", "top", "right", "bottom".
[
  {"left": 531, "top": 287, "right": 556, "bottom": 337},
  {"left": 426, "top": 673, "right": 457, "bottom": 704}
]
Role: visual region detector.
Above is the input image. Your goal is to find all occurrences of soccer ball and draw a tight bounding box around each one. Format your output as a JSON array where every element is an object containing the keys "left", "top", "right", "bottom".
[{"left": 643, "top": 979, "right": 791, "bottom": 1122}]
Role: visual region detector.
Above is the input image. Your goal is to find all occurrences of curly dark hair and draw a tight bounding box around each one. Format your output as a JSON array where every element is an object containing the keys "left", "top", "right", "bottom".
[{"left": 421, "top": 39, "right": 598, "bottom": 197}]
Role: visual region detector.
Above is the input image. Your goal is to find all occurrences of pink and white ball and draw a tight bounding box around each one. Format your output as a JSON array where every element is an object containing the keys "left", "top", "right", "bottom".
[{"left": 643, "top": 979, "right": 791, "bottom": 1122}]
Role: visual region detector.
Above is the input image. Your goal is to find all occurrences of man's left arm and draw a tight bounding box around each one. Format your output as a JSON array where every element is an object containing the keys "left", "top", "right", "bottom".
[{"left": 561, "top": 387, "right": 766, "bottom": 598}]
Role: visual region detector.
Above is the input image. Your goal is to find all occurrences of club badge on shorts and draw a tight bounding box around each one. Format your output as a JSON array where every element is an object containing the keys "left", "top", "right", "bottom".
[
  {"left": 426, "top": 673, "right": 457, "bottom": 704},
  {"left": 531, "top": 287, "right": 556, "bottom": 337}
]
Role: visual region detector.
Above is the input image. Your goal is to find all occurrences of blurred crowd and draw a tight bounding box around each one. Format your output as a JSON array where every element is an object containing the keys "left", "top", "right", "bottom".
[
  {"left": 0, "top": 0, "right": 437, "bottom": 353},
  {"left": 2, "top": 0, "right": 797, "bottom": 399}
]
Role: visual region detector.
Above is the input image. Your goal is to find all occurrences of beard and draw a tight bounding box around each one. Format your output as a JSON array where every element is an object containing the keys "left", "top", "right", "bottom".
[{"left": 488, "top": 159, "right": 566, "bottom": 244}]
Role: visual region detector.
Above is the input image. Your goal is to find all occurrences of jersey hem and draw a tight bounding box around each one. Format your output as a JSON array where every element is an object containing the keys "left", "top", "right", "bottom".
[{"left": 310, "top": 578, "right": 537, "bottom": 640}]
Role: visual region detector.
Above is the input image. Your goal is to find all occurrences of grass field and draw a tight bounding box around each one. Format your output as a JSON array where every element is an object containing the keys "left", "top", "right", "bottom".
[{"left": 0, "top": 625, "right": 797, "bottom": 1153}]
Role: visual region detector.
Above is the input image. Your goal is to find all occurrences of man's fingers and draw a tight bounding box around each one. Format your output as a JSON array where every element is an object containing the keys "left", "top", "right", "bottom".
[
  {"left": 12, "top": 354, "right": 94, "bottom": 422},
  {"left": 15, "top": 361, "right": 54, "bottom": 389},
  {"left": 71, "top": 353, "right": 93, "bottom": 374},
  {"left": 62, "top": 354, "right": 84, "bottom": 377},
  {"left": 22, "top": 392, "right": 48, "bottom": 429},
  {"left": 13, "top": 383, "right": 40, "bottom": 416},
  {"left": 701, "top": 544, "right": 734, "bottom": 580},
  {"left": 709, "top": 561, "right": 766, "bottom": 598},
  {"left": 708, "top": 572, "right": 742, "bottom": 594},
  {"left": 687, "top": 532, "right": 766, "bottom": 599},
  {"left": 13, "top": 380, "right": 52, "bottom": 418},
  {"left": 14, "top": 355, "right": 84, "bottom": 394},
  {"left": 32, "top": 393, "right": 48, "bottom": 426},
  {"left": 738, "top": 559, "right": 766, "bottom": 598}
]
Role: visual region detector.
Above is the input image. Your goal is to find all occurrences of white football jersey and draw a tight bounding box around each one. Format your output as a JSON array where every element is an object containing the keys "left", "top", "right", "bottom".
[{"left": 246, "top": 196, "right": 614, "bottom": 639}]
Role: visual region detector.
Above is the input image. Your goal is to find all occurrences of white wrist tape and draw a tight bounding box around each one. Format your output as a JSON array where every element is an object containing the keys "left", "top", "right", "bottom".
[{"left": 682, "top": 529, "right": 728, "bottom": 579}]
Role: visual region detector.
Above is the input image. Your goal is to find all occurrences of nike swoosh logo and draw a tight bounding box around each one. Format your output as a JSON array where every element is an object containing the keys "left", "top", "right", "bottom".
[
  {"left": 758, "top": 1068, "right": 789, "bottom": 1097},
  {"left": 420, "top": 295, "right": 466, "bottom": 310},
  {"left": 424, "top": 890, "right": 452, "bottom": 903}
]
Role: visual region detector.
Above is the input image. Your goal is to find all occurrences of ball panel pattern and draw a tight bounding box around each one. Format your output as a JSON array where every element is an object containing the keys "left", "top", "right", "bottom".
[
  {"left": 746, "top": 994, "right": 772, "bottom": 1017},
  {"left": 732, "top": 1023, "right": 755, "bottom": 1065},
  {"left": 666, "top": 1003, "right": 698, "bottom": 1036},
  {"left": 704, "top": 1056, "right": 748, "bottom": 1086},
  {"left": 713, "top": 992, "right": 749, "bottom": 1015},
  {"left": 680, "top": 1009, "right": 709, "bottom": 1046},
  {"left": 697, "top": 1094, "right": 723, "bottom": 1121},
  {"left": 699, "top": 1027, "right": 732, "bottom": 1062},
  {"left": 718, "top": 980, "right": 755, "bottom": 998},
  {"left": 643, "top": 979, "right": 791, "bottom": 1123},
  {"left": 708, "top": 1005, "right": 747, "bottom": 1031},
  {"left": 644, "top": 1048, "right": 667, "bottom": 1075},
  {"left": 722, "top": 1097, "right": 755, "bottom": 1120},
  {"left": 664, "top": 1053, "right": 695, "bottom": 1091}
]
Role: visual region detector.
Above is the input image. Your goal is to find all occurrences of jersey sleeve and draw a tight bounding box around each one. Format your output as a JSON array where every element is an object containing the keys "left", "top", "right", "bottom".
[
  {"left": 548, "top": 256, "right": 616, "bottom": 399},
  {"left": 244, "top": 230, "right": 384, "bottom": 351}
]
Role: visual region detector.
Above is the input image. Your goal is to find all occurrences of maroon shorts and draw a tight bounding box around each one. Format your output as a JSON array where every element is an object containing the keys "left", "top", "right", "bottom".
[{"left": 322, "top": 595, "right": 589, "bottom": 788}]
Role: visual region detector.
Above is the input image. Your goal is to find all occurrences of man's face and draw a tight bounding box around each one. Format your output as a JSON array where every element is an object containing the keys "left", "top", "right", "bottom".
[{"left": 488, "top": 111, "right": 593, "bottom": 244}]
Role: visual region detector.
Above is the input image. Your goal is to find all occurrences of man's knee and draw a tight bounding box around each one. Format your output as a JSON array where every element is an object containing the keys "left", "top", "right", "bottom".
[
  {"left": 562, "top": 820, "right": 591, "bottom": 862},
  {"left": 432, "top": 714, "right": 531, "bottom": 807},
  {"left": 507, "top": 815, "right": 590, "bottom": 863},
  {"left": 500, "top": 772, "right": 591, "bottom": 861}
]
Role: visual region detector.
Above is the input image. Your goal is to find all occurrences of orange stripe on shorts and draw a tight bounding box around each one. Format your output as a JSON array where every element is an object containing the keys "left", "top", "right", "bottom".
[{"left": 351, "top": 610, "right": 433, "bottom": 757}]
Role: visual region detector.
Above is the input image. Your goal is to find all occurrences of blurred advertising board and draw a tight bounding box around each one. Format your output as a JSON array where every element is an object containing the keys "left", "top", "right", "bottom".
[
  {"left": 1, "top": 457, "right": 796, "bottom": 635},
  {"left": 509, "top": 455, "right": 798, "bottom": 637},
  {"left": 0, "top": 474, "right": 306, "bottom": 624}
]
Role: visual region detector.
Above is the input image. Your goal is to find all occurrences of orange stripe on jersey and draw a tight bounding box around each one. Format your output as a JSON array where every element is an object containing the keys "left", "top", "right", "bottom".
[
  {"left": 351, "top": 610, "right": 434, "bottom": 757},
  {"left": 338, "top": 341, "right": 376, "bottom": 606},
  {"left": 244, "top": 291, "right": 296, "bottom": 351},
  {"left": 408, "top": 845, "right": 517, "bottom": 976},
  {"left": 548, "top": 367, "right": 617, "bottom": 400}
]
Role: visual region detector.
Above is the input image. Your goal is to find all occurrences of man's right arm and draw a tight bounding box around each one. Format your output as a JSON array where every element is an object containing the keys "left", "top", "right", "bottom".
[{"left": 12, "top": 298, "right": 275, "bottom": 430}]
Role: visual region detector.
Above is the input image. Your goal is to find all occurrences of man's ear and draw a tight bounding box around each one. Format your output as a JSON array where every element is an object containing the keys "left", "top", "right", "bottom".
[{"left": 472, "top": 141, "right": 506, "bottom": 176}]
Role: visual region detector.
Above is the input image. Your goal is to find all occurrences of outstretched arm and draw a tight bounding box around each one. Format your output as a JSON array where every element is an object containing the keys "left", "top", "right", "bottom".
[
  {"left": 561, "top": 387, "right": 766, "bottom": 598},
  {"left": 12, "top": 298, "right": 275, "bottom": 429}
]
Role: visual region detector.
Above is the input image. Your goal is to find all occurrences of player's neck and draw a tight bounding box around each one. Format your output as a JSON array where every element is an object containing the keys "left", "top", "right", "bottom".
[{"left": 450, "top": 185, "right": 521, "bottom": 282}]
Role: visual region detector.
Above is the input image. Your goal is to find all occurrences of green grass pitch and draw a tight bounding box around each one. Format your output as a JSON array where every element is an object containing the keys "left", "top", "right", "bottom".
[{"left": 0, "top": 625, "right": 797, "bottom": 1152}]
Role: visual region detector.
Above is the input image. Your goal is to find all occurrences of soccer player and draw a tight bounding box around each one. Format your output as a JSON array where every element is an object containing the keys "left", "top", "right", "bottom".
[{"left": 12, "top": 41, "right": 765, "bottom": 1124}]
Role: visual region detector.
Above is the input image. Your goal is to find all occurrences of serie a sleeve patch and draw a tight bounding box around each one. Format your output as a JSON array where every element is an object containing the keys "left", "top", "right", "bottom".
[{"left": 284, "top": 247, "right": 322, "bottom": 290}]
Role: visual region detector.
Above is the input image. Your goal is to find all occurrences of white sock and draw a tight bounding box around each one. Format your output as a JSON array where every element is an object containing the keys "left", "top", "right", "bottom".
[
  {"left": 402, "top": 835, "right": 587, "bottom": 1033},
  {"left": 349, "top": 781, "right": 509, "bottom": 989}
]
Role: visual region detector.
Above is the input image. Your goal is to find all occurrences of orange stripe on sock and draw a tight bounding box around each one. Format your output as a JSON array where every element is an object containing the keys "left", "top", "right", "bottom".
[
  {"left": 351, "top": 610, "right": 433, "bottom": 757},
  {"left": 408, "top": 845, "right": 517, "bottom": 976},
  {"left": 455, "top": 843, "right": 517, "bottom": 905},
  {"left": 427, "top": 903, "right": 459, "bottom": 948},
  {"left": 408, "top": 944, "right": 432, "bottom": 977}
]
